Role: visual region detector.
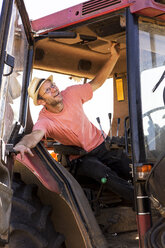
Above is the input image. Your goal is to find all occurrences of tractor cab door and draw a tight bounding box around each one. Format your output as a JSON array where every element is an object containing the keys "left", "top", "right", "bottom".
[
  {"left": 127, "top": 10, "right": 165, "bottom": 246},
  {"left": 0, "top": 0, "right": 33, "bottom": 243}
]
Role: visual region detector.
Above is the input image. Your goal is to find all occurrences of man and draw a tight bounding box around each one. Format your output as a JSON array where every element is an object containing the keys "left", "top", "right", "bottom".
[{"left": 14, "top": 43, "right": 134, "bottom": 203}]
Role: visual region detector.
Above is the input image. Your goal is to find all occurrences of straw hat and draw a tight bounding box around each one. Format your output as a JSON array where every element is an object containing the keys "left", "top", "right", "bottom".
[{"left": 28, "top": 75, "right": 53, "bottom": 105}]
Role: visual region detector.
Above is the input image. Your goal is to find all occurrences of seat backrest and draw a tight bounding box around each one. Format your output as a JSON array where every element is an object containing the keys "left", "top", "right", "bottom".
[
  {"left": 53, "top": 142, "right": 87, "bottom": 167},
  {"left": 53, "top": 142, "right": 87, "bottom": 156}
]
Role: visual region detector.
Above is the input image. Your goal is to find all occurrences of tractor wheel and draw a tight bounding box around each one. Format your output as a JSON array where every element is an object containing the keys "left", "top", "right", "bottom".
[{"left": 8, "top": 173, "right": 65, "bottom": 248}]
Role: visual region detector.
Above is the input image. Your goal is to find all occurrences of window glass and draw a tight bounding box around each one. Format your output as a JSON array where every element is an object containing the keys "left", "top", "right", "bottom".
[
  {"left": 139, "top": 19, "right": 165, "bottom": 161},
  {"left": 0, "top": 3, "right": 29, "bottom": 146}
]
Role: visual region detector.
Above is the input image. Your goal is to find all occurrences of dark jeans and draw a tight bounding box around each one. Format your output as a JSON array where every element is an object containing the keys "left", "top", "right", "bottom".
[{"left": 71, "top": 141, "right": 134, "bottom": 203}]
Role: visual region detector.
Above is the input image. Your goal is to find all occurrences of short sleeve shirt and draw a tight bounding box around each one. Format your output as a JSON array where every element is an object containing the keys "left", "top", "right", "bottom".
[{"left": 33, "top": 83, "right": 104, "bottom": 152}]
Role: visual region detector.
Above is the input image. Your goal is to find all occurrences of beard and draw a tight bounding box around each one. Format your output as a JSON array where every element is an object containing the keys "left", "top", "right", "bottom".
[{"left": 44, "top": 94, "right": 63, "bottom": 107}]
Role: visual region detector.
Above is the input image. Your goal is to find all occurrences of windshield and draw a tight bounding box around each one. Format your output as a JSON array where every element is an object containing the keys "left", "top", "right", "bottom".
[{"left": 139, "top": 18, "right": 165, "bottom": 162}]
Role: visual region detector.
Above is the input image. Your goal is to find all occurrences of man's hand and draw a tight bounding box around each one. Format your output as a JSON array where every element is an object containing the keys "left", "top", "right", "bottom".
[
  {"left": 89, "top": 42, "right": 120, "bottom": 92},
  {"left": 13, "top": 129, "right": 45, "bottom": 160},
  {"left": 13, "top": 144, "right": 34, "bottom": 160},
  {"left": 110, "top": 42, "right": 120, "bottom": 58}
]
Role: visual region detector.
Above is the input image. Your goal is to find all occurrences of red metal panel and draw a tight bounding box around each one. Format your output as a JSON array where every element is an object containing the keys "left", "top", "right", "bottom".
[
  {"left": 31, "top": 0, "right": 130, "bottom": 34},
  {"left": 130, "top": 0, "right": 165, "bottom": 20},
  {"left": 16, "top": 153, "right": 60, "bottom": 193}
]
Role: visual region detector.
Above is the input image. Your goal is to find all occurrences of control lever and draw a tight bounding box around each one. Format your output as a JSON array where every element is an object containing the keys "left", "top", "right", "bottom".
[
  {"left": 108, "top": 113, "right": 112, "bottom": 139},
  {"left": 116, "top": 118, "right": 120, "bottom": 137},
  {"left": 96, "top": 117, "right": 111, "bottom": 150},
  {"left": 96, "top": 117, "right": 106, "bottom": 140}
]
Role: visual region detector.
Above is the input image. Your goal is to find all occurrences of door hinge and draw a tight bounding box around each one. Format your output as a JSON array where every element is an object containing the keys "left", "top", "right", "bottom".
[{"left": 3, "top": 51, "right": 15, "bottom": 76}]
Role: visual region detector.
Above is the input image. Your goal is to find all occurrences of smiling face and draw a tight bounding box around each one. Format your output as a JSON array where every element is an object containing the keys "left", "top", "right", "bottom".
[{"left": 37, "top": 80, "right": 63, "bottom": 107}]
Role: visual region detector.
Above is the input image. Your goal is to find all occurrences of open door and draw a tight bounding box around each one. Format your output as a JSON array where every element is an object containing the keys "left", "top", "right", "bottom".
[{"left": 0, "top": 0, "right": 33, "bottom": 244}]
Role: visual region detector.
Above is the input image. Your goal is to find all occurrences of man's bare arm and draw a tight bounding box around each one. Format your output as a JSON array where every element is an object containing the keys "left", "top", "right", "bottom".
[
  {"left": 13, "top": 129, "right": 45, "bottom": 160},
  {"left": 89, "top": 43, "right": 120, "bottom": 92}
]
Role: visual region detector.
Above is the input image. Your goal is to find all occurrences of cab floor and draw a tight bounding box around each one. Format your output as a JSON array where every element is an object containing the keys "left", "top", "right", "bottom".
[{"left": 106, "top": 230, "right": 139, "bottom": 248}]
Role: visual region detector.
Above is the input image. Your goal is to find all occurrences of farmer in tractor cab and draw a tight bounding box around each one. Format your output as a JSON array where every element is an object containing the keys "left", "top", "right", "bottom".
[{"left": 14, "top": 43, "right": 134, "bottom": 204}]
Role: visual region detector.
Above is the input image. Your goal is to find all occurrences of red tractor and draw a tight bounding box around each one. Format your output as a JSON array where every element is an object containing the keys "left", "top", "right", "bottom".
[{"left": 0, "top": 0, "right": 165, "bottom": 247}]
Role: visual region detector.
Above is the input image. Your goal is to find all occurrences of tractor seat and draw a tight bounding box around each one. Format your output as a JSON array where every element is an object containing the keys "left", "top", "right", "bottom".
[
  {"left": 53, "top": 142, "right": 87, "bottom": 156},
  {"left": 53, "top": 142, "right": 87, "bottom": 168}
]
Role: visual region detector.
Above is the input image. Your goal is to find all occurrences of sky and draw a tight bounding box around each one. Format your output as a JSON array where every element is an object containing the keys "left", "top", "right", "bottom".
[{"left": 23, "top": 0, "right": 114, "bottom": 134}]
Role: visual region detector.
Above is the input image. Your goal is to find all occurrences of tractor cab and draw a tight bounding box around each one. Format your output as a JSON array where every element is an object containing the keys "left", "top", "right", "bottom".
[{"left": 0, "top": 0, "right": 165, "bottom": 247}]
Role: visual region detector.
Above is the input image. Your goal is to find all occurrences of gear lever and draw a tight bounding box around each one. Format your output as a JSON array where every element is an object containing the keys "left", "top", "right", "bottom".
[
  {"left": 96, "top": 117, "right": 106, "bottom": 141},
  {"left": 96, "top": 117, "right": 112, "bottom": 151},
  {"left": 108, "top": 113, "right": 112, "bottom": 139},
  {"left": 116, "top": 118, "right": 120, "bottom": 137}
]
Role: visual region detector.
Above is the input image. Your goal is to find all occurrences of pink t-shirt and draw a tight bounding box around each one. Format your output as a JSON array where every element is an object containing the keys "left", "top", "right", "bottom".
[{"left": 33, "top": 83, "right": 104, "bottom": 152}]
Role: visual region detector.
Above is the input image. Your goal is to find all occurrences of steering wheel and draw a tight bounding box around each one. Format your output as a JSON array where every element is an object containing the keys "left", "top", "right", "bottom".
[
  {"left": 143, "top": 106, "right": 165, "bottom": 121},
  {"left": 143, "top": 106, "right": 165, "bottom": 159}
]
